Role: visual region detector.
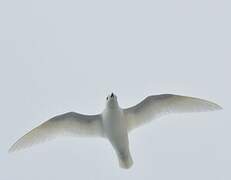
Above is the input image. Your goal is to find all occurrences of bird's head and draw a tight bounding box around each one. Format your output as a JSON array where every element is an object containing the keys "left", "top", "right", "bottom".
[{"left": 106, "top": 93, "right": 118, "bottom": 108}]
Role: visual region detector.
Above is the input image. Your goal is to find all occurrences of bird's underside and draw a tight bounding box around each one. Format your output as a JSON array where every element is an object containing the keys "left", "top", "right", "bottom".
[{"left": 9, "top": 94, "right": 222, "bottom": 169}]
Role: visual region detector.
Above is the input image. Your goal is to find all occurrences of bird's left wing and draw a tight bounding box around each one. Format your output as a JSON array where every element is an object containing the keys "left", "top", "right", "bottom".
[
  {"left": 9, "top": 112, "right": 103, "bottom": 152},
  {"left": 124, "top": 94, "right": 222, "bottom": 132}
]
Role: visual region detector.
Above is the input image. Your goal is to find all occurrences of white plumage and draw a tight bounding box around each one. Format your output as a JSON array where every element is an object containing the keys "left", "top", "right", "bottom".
[{"left": 9, "top": 93, "right": 222, "bottom": 169}]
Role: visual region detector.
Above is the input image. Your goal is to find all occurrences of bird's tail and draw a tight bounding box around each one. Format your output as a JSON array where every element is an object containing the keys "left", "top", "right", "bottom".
[{"left": 118, "top": 152, "right": 133, "bottom": 169}]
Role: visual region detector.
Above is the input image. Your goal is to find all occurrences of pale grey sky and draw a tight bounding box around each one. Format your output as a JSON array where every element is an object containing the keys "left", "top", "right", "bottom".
[{"left": 0, "top": 0, "right": 230, "bottom": 179}]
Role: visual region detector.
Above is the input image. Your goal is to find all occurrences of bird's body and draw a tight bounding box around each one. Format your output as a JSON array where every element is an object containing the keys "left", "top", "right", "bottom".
[
  {"left": 9, "top": 93, "right": 222, "bottom": 169},
  {"left": 102, "top": 98, "right": 132, "bottom": 168}
]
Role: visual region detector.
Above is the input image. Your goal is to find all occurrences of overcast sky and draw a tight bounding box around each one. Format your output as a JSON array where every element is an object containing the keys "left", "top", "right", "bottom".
[{"left": 0, "top": 0, "right": 230, "bottom": 179}]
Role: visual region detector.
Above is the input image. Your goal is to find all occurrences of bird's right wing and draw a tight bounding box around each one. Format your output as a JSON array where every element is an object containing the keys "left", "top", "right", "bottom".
[
  {"left": 9, "top": 112, "right": 104, "bottom": 152},
  {"left": 124, "top": 94, "right": 222, "bottom": 132}
]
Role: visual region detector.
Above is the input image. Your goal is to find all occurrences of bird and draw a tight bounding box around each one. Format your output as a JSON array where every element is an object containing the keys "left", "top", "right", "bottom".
[{"left": 9, "top": 93, "right": 222, "bottom": 169}]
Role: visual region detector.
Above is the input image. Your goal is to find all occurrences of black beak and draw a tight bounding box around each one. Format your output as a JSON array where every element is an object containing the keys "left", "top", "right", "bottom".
[{"left": 111, "top": 93, "right": 114, "bottom": 98}]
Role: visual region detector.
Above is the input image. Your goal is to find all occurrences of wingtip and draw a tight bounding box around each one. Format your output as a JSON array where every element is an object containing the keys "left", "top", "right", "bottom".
[
  {"left": 211, "top": 102, "right": 223, "bottom": 111},
  {"left": 8, "top": 145, "right": 17, "bottom": 153},
  {"left": 8, "top": 147, "right": 15, "bottom": 154},
  {"left": 217, "top": 105, "right": 223, "bottom": 110},
  {"left": 8, "top": 142, "right": 22, "bottom": 153}
]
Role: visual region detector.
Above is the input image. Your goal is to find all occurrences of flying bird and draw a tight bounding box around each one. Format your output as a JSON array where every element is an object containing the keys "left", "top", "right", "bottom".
[{"left": 9, "top": 93, "right": 222, "bottom": 169}]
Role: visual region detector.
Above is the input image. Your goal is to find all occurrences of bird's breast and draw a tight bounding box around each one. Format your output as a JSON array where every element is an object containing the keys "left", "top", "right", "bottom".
[
  {"left": 102, "top": 108, "right": 127, "bottom": 139},
  {"left": 102, "top": 108, "right": 130, "bottom": 159}
]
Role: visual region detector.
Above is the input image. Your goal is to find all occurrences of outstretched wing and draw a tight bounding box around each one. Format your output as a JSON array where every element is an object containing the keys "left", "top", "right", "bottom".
[
  {"left": 124, "top": 94, "right": 222, "bottom": 132},
  {"left": 9, "top": 112, "right": 103, "bottom": 152}
]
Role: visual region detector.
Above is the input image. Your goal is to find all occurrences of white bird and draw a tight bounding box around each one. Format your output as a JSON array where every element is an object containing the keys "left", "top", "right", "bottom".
[{"left": 9, "top": 93, "right": 222, "bottom": 169}]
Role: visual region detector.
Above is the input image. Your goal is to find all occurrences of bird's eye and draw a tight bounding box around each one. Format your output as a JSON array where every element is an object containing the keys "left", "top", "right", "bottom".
[{"left": 106, "top": 97, "right": 108, "bottom": 100}]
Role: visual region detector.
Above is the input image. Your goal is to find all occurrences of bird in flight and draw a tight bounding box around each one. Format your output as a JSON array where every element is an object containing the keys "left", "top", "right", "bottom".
[{"left": 9, "top": 93, "right": 222, "bottom": 169}]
